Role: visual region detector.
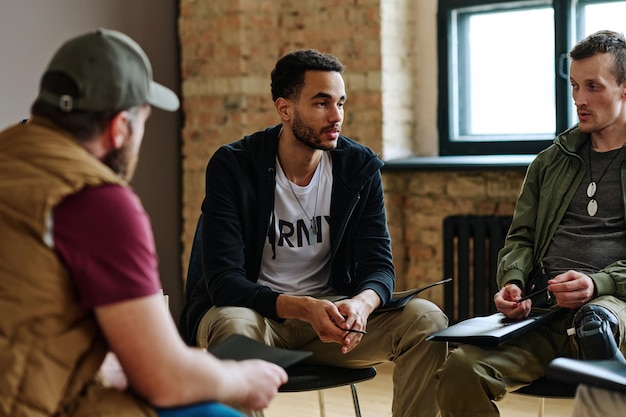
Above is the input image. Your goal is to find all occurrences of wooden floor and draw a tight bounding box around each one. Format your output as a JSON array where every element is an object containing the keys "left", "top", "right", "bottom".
[{"left": 264, "top": 363, "right": 574, "bottom": 417}]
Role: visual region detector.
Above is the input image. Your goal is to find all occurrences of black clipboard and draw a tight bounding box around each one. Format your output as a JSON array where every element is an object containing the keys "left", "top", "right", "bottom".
[
  {"left": 208, "top": 334, "right": 312, "bottom": 369},
  {"left": 374, "top": 278, "right": 452, "bottom": 314},
  {"left": 426, "top": 307, "right": 567, "bottom": 348},
  {"left": 548, "top": 357, "right": 626, "bottom": 393}
]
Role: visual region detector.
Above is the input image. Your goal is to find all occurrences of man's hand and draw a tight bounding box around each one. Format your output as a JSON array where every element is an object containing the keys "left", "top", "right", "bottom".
[
  {"left": 548, "top": 270, "right": 595, "bottom": 309},
  {"left": 309, "top": 298, "right": 355, "bottom": 344},
  {"left": 334, "top": 289, "right": 380, "bottom": 354},
  {"left": 276, "top": 294, "right": 349, "bottom": 345},
  {"left": 494, "top": 283, "right": 532, "bottom": 319},
  {"left": 222, "top": 359, "right": 287, "bottom": 411},
  {"left": 276, "top": 290, "right": 380, "bottom": 354}
]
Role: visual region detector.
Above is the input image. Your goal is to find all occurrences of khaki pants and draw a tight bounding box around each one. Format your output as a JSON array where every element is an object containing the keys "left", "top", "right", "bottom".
[
  {"left": 570, "top": 384, "right": 626, "bottom": 417},
  {"left": 435, "top": 296, "right": 626, "bottom": 417},
  {"left": 197, "top": 298, "right": 448, "bottom": 417}
]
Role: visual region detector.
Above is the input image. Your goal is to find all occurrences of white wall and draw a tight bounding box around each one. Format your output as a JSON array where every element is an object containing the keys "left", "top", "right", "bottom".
[{"left": 0, "top": 0, "right": 184, "bottom": 320}]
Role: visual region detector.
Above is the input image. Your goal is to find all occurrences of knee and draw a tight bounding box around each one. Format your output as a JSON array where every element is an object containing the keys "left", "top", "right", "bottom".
[
  {"left": 438, "top": 346, "right": 473, "bottom": 380},
  {"left": 573, "top": 303, "right": 621, "bottom": 360},
  {"left": 436, "top": 346, "right": 507, "bottom": 402},
  {"left": 198, "top": 307, "right": 266, "bottom": 348},
  {"left": 404, "top": 298, "right": 449, "bottom": 333}
]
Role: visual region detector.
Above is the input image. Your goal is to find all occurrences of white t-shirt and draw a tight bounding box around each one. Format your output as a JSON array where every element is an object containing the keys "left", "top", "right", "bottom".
[{"left": 258, "top": 152, "right": 333, "bottom": 295}]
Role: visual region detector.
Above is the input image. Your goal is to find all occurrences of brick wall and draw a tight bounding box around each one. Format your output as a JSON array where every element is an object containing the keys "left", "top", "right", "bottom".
[
  {"left": 383, "top": 170, "right": 525, "bottom": 306},
  {"left": 178, "top": 0, "right": 526, "bottom": 308}
]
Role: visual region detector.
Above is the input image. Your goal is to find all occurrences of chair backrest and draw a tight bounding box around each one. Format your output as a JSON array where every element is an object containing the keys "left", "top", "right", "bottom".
[
  {"left": 442, "top": 215, "right": 513, "bottom": 324},
  {"left": 185, "top": 214, "right": 204, "bottom": 303}
]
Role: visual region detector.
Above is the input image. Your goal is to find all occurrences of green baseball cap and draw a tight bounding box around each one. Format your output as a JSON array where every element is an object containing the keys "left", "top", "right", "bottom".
[{"left": 38, "top": 28, "right": 179, "bottom": 112}]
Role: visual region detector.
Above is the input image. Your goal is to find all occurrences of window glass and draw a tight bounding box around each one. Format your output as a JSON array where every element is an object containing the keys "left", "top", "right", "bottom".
[
  {"left": 582, "top": 3, "right": 626, "bottom": 35},
  {"left": 464, "top": 8, "right": 554, "bottom": 137}
]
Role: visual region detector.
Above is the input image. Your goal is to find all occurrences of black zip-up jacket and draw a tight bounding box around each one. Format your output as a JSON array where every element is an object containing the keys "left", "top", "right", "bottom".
[{"left": 179, "top": 124, "right": 395, "bottom": 345}]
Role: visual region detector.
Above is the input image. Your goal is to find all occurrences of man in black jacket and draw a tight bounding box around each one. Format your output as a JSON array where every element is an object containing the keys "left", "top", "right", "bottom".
[{"left": 180, "top": 49, "right": 448, "bottom": 417}]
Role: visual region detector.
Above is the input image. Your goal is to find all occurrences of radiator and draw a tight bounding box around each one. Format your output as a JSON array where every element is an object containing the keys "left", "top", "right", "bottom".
[{"left": 443, "top": 215, "right": 513, "bottom": 324}]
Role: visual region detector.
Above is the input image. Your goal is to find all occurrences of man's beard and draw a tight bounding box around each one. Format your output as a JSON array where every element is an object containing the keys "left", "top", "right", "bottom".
[
  {"left": 102, "top": 141, "right": 134, "bottom": 181},
  {"left": 292, "top": 110, "right": 336, "bottom": 151}
]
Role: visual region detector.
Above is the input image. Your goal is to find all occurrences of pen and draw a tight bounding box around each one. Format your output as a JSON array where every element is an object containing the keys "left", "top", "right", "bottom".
[
  {"left": 516, "top": 288, "right": 549, "bottom": 303},
  {"left": 346, "top": 329, "right": 367, "bottom": 335}
]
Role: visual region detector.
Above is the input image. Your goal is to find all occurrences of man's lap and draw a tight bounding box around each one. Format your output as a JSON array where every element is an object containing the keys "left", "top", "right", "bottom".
[{"left": 196, "top": 298, "right": 447, "bottom": 367}]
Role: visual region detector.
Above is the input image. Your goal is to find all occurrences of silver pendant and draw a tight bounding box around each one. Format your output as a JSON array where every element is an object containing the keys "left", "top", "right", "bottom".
[
  {"left": 586, "top": 181, "right": 597, "bottom": 198},
  {"left": 587, "top": 199, "right": 598, "bottom": 216},
  {"left": 310, "top": 218, "right": 318, "bottom": 235}
]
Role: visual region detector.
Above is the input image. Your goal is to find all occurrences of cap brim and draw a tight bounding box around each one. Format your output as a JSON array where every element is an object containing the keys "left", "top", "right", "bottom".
[{"left": 148, "top": 81, "right": 180, "bottom": 112}]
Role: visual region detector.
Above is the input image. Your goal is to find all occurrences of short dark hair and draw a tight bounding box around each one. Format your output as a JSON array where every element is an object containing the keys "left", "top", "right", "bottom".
[
  {"left": 31, "top": 72, "right": 121, "bottom": 141},
  {"left": 270, "top": 49, "right": 344, "bottom": 102},
  {"left": 570, "top": 30, "right": 626, "bottom": 85}
]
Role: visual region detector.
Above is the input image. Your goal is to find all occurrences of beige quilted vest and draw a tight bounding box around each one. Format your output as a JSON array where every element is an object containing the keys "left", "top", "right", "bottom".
[{"left": 0, "top": 118, "right": 155, "bottom": 417}]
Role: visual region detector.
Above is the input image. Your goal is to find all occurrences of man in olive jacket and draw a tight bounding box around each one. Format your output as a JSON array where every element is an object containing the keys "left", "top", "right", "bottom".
[{"left": 436, "top": 30, "right": 626, "bottom": 417}]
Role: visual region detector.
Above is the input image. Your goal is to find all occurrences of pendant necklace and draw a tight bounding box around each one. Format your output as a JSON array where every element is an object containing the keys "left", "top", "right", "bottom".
[
  {"left": 586, "top": 141, "right": 625, "bottom": 216},
  {"left": 287, "top": 156, "right": 322, "bottom": 235}
]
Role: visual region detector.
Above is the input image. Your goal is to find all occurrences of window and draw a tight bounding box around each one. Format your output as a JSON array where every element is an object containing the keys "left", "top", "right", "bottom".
[{"left": 438, "top": 0, "right": 626, "bottom": 156}]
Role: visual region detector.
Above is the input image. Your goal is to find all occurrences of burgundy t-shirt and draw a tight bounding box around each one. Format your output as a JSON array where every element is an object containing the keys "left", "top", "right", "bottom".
[{"left": 53, "top": 184, "right": 162, "bottom": 309}]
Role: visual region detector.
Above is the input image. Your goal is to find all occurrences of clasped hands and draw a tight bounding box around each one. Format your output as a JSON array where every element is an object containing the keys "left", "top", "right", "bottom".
[
  {"left": 494, "top": 270, "right": 595, "bottom": 319},
  {"left": 308, "top": 291, "right": 379, "bottom": 354}
]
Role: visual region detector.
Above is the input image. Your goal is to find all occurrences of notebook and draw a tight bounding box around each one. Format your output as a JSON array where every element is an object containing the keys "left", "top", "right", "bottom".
[
  {"left": 426, "top": 307, "right": 567, "bottom": 348},
  {"left": 208, "top": 334, "right": 312, "bottom": 369},
  {"left": 547, "top": 357, "right": 626, "bottom": 393},
  {"left": 373, "top": 278, "right": 452, "bottom": 314}
]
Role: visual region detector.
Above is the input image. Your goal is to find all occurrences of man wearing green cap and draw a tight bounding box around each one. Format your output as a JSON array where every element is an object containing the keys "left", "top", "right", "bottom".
[{"left": 0, "top": 28, "right": 286, "bottom": 417}]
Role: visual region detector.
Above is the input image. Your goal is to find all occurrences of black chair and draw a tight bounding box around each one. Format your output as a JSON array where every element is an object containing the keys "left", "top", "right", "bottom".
[
  {"left": 442, "top": 214, "right": 576, "bottom": 417},
  {"left": 186, "top": 214, "right": 377, "bottom": 417},
  {"left": 512, "top": 377, "right": 578, "bottom": 417},
  {"left": 279, "top": 365, "right": 377, "bottom": 417}
]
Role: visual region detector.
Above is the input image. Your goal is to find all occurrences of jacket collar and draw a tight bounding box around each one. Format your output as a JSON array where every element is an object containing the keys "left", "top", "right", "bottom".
[{"left": 555, "top": 124, "right": 590, "bottom": 154}]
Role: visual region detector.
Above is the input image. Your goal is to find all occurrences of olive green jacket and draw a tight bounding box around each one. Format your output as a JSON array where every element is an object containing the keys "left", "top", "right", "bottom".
[{"left": 497, "top": 125, "right": 626, "bottom": 301}]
